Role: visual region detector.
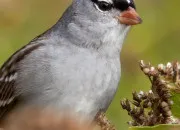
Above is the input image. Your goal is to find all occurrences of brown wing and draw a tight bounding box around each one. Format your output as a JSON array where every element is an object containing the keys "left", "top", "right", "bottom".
[
  {"left": 0, "top": 72, "right": 17, "bottom": 118},
  {"left": 0, "top": 42, "right": 44, "bottom": 119}
]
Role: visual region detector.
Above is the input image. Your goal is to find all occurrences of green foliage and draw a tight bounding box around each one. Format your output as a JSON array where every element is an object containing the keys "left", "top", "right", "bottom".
[
  {"left": 129, "top": 125, "right": 180, "bottom": 130},
  {"left": 171, "top": 92, "right": 180, "bottom": 118}
]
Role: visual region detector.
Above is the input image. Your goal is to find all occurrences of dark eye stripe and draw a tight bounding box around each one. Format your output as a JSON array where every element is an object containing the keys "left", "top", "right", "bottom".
[
  {"left": 91, "top": 0, "right": 136, "bottom": 11},
  {"left": 129, "top": 0, "right": 136, "bottom": 9},
  {"left": 113, "top": 0, "right": 136, "bottom": 11},
  {"left": 91, "top": 0, "right": 98, "bottom": 3},
  {"left": 91, "top": 0, "right": 113, "bottom": 12}
]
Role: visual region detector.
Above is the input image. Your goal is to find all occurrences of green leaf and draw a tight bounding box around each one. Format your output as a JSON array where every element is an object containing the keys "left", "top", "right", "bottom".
[
  {"left": 171, "top": 92, "right": 180, "bottom": 118},
  {"left": 129, "top": 124, "right": 180, "bottom": 130}
]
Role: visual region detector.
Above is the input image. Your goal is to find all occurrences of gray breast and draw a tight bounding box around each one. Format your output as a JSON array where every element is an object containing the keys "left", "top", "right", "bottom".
[{"left": 15, "top": 43, "right": 121, "bottom": 119}]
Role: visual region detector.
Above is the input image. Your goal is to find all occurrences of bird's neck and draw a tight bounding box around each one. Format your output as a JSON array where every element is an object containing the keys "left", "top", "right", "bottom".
[{"left": 65, "top": 25, "right": 129, "bottom": 58}]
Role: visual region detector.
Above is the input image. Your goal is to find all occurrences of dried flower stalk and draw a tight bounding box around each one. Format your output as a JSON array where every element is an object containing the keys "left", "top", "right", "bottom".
[
  {"left": 95, "top": 112, "right": 116, "bottom": 130},
  {"left": 121, "top": 60, "right": 180, "bottom": 126}
]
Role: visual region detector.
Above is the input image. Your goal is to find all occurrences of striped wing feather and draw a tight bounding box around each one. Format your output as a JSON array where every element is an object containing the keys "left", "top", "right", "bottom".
[{"left": 0, "top": 43, "right": 43, "bottom": 118}]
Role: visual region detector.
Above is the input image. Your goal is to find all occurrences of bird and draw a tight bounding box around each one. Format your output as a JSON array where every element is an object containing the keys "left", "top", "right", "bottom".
[{"left": 0, "top": 0, "right": 142, "bottom": 121}]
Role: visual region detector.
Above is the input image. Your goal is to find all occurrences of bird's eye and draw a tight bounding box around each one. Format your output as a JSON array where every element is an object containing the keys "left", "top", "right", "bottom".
[{"left": 96, "top": 1, "right": 113, "bottom": 12}]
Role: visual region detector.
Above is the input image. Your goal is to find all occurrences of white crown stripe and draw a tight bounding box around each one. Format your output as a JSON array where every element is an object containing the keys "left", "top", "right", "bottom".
[
  {"left": 98, "top": 0, "right": 113, "bottom": 4},
  {"left": 127, "top": 0, "right": 131, "bottom": 4}
]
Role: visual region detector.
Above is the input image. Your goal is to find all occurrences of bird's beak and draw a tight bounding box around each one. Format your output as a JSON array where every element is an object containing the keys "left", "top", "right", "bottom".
[{"left": 116, "top": 7, "right": 142, "bottom": 25}]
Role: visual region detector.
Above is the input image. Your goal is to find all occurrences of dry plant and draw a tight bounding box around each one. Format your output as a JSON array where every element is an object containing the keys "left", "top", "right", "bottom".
[
  {"left": 95, "top": 112, "right": 116, "bottom": 130},
  {"left": 121, "top": 60, "right": 180, "bottom": 126}
]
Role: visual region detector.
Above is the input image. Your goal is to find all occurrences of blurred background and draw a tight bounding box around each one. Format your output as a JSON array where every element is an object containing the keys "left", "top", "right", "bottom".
[{"left": 0, "top": 0, "right": 180, "bottom": 129}]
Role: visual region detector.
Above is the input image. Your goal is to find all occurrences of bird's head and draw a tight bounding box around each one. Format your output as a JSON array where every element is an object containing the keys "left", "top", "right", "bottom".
[
  {"left": 91, "top": 0, "right": 142, "bottom": 25},
  {"left": 58, "top": 0, "right": 142, "bottom": 50},
  {"left": 71, "top": 0, "right": 142, "bottom": 28}
]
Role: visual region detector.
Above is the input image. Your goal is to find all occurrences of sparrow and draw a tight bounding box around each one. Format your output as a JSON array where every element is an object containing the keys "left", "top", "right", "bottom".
[{"left": 0, "top": 0, "right": 142, "bottom": 121}]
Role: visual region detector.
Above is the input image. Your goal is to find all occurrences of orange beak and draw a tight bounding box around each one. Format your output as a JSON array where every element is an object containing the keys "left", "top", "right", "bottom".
[{"left": 117, "top": 7, "right": 142, "bottom": 25}]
